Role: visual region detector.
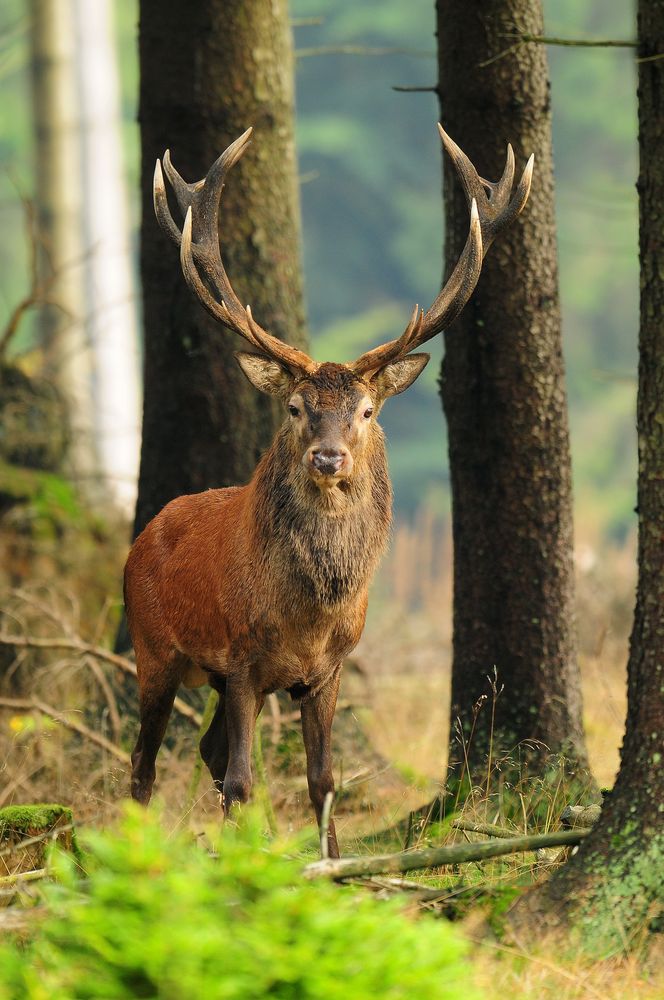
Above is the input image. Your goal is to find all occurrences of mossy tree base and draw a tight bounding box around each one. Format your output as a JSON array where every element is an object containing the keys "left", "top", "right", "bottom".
[
  {"left": 0, "top": 804, "right": 79, "bottom": 874},
  {"left": 510, "top": 820, "right": 664, "bottom": 956}
]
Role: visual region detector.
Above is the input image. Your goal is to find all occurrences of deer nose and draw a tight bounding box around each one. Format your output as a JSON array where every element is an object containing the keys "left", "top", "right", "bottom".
[{"left": 310, "top": 447, "right": 349, "bottom": 476}]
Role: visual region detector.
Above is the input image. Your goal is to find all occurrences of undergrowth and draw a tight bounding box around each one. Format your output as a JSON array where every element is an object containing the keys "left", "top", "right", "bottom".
[{"left": 0, "top": 805, "right": 479, "bottom": 1000}]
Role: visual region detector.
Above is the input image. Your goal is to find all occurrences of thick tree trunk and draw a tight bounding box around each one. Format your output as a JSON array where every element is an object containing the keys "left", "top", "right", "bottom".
[
  {"left": 135, "top": 0, "right": 307, "bottom": 536},
  {"left": 436, "top": 0, "right": 589, "bottom": 781},
  {"left": 511, "top": 1, "right": 664, "bottom": 951}
]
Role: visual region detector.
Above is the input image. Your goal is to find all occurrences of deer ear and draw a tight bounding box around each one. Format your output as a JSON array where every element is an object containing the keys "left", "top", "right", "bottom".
[
  {"left": 235, "top": 352, "right": 295, "bottom": 397},
  {"left": 370, "top": 353, "right": 430, "bottom": 399}
]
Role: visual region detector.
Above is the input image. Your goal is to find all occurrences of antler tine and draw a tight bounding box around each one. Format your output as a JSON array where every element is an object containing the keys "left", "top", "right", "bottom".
[
  {"left": 157, "top": 133, "right": 252, "bottom": 323},
  {"left": 245, "top": 306, "right": 317, "bottom": 373},
  {"left": 438, "top": 123, "right": 534, "bottom": 250},
  {"left": 181, "top": 208, "right": 316, "bottom": 375},
  {"left": 348, "top": 305, "right": 423, "bottom": 378},
  {"left": 480, "top": 142, "right": 515, "bottom": 214},
  {"left": 162, "top": 148, "right": 202, "bottom": 215},
  {"left": 153, "top": 158, "right": 185, "bottom": 248},
  {"left": 154, "top": 129, "right": 317, "bottom": 375},
  {"left": 351, "top": 126, "right": 533, "bottom": 377},
  {"left": 179, "top": 207, "right": 262, "bottom": 350}
]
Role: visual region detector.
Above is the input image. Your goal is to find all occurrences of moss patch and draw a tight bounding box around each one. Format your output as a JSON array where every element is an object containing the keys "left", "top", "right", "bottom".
[{"left": 0, "top": 804, "right": 80, "bottom": 874}]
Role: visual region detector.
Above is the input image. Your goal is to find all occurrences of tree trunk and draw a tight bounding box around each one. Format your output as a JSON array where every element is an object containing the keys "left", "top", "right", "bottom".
[
  {"left": 135, "top": 0, "right": 307, "bottom": 537},
  {"left": 511, "top": 0, "right": 664, "bottom": 952},
  {"left": 436, "top": 0, "right": 590, "bottom": 782},
  {"left": 75, "top": 0, "right": 141, "bottom": 515},
  {"left": 29, "top": 0, "right": 98, "bottom": 489}
]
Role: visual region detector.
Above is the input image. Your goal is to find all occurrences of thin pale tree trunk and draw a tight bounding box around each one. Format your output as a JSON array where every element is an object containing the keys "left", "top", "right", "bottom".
[
  {"left": 29, "top": 0, "right": 98, "bottom": 489},
  {"left": 74, "top": 0, "right": 141, "bottom": 515}
]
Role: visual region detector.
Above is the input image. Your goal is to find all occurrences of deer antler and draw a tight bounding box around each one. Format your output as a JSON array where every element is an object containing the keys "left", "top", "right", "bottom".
[
  {"left": 350, "top": 125, "right": 534, "bottom": 378},
  {"left": 153, "top": 128, "right": 316, "bottom": 375}
]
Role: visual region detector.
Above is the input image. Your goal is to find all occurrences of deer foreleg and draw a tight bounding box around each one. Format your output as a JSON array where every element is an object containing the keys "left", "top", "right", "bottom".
[
  {"left": 301, "top": 668, "right": 342, "bottom": 859},
  {"left": 222, "top": 673, "right": 262, "bottom": 813}
]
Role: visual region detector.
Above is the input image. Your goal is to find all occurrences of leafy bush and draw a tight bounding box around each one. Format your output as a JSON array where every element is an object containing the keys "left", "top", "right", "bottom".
[{"left": 0, "top": 806, "right": 479, "bottom": 1000}]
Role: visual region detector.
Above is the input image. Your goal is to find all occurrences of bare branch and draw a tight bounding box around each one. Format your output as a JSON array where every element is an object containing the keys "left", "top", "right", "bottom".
[
  {"left": 478, "top": 32, "right": 638, "bottom": 69},
  {"left": 303, "top": 829, "right": 588, "bottom": 880},
  {"left": 504, "top": 32, "right": 635, "bottom": 48},
  {"left": 0, "top": 695, "right": 130, "bottom": 764},
  {"left": 296, "top": 45, "right": 434, "bottom": 59},
  {"left": 319, "top": 791, "right": 334, "bottom": 860},
  {"left": 392, "top": 85, "right": 439, "bottom": 93},
  {"left": 0, "top": 868, "right": 47, "bottom": 886},
  {"left": 0, "top": 633, "right": 202, "bottom": 728}
]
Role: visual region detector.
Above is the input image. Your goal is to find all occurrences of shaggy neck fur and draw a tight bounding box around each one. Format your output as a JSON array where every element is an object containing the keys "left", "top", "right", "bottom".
[{"left": 251, "top": 422, "right": 392, "bottom": 607}]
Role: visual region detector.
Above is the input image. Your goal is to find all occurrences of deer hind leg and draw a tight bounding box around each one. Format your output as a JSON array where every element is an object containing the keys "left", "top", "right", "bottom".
[
  {"left": 131, "top": 650, "right": 182, "bottom": 805},
  {"left": 300, "top": 668, "right": 342, "bottom": 859},
  {"left": 199, "top": 678, "right": 229, "bottom": 792}
]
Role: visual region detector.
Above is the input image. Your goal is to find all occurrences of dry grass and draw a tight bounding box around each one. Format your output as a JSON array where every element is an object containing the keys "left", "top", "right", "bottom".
[
  {"left": 473, "top": 938, "right": 664, "bottom": 1000},
  {"left": 355, "top": 516, "right": 634, "bottom": 794}
]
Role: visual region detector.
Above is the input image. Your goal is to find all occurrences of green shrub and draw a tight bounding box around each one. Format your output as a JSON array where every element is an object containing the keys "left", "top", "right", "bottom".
[{"left": 0, "top": 805, "right": 479, "bottom": 1000}]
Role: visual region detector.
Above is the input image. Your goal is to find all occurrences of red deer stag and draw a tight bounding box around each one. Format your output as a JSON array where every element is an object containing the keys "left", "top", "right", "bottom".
[{"left": 125, "top": 125, "right": 533, "bottom": 857}]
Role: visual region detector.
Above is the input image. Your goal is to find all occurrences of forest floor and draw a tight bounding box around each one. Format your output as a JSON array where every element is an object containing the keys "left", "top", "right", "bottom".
[{"left": 1, "top": 517, "right": 662, "bottom": 997}]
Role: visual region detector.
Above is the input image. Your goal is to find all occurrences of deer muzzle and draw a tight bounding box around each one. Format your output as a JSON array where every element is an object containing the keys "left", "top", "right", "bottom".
[{"left": 307, "top": 446, "right": 353, "bottom": 482}]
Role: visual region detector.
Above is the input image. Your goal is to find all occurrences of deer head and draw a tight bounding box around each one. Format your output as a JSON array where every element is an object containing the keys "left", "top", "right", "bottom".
[{"left": 153, "top": 126, "right": 533, "bottom": 490}]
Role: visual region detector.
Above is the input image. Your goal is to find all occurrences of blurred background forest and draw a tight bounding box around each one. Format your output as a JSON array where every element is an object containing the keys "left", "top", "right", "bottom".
[{"left": 0, "top": 0, "right": 637, "bottom": 537}]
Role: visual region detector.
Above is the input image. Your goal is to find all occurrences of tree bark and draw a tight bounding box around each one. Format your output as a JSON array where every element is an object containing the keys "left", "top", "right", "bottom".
[
  {"left": 436, "top": 0, "right": 590, "bottom": 780},
  {"left": 511, "top": 0, "right": 664, "bottom": 952},
  {"left": 135, "top": 0, "right": 307, "bottom": 537}
]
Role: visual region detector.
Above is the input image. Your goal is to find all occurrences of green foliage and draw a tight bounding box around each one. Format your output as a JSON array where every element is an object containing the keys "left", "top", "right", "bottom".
[
  {"left": 0, "top": 460, "right": 84, "bottom": 538},
  {"left": 0, "top": 805, "right": 480, "bottom": 1000}
]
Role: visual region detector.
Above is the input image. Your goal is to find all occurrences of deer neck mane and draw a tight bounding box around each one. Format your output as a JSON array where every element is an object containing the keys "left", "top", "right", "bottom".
[{"left": 251, "top": 425, "right": 392, "bottom": 606}]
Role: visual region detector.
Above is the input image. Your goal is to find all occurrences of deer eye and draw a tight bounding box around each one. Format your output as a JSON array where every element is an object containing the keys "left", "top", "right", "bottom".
[
  {"left": 363, "top": 407, "right": 373, "bottom": 419},
  {"left": 288, "top": 404, "right": 300, "bottom": 417}
]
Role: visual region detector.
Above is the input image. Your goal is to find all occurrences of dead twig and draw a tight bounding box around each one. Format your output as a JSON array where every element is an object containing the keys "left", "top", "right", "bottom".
[
  {"left": 303, "top": 829, "right": 588, "bottom": 881},
  {"left": 319, "top": 791, "right": 334, "bottom": 861},
  {"left": 83, "top": 654, "right": 122, "bottom": 743},
  {"left": 0, "top": 695, "right": 130, "bottom": 764},
  {"left": 0, "top": 633, "right": 202, "bottom": 728},
  {"left": 0, "top": 867, "right": 47, "bottom": 886}
]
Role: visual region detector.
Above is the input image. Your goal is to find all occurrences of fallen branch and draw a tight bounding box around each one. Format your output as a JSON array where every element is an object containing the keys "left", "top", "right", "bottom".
[
  {"left": 0, "top": 867, "right": 46, "bottom": 886},
  {"left": 0, "top": 696, "right": 130, "bottom": 764},
  {"left": 451, "top": 819, "right": 516, "bottom": 839},
  {"left": 303, "top": 829, "right": 588, "bottom": 881},
  {"left": 0, "top": 633, "right": 202, "bottom": 728}
]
